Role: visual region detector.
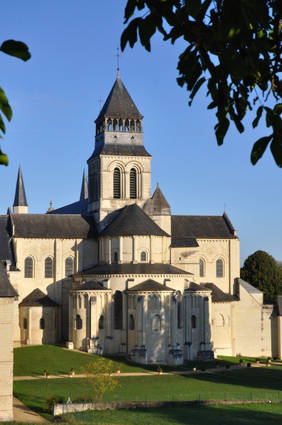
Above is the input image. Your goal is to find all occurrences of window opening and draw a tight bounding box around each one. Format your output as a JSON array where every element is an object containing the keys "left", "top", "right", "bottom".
[
  {"left": 140, "top": 251, "right": 147, "bottom": 262},
  {"left": 40, "top": 318, "right": 45, "bottom": 329},
  {"left": 216, "top": 259, "right": 224, "bottom": 277},
  {"left": 199, "top": 259, "right": 205, "bottom": 277},
  {"left": 76, "top": 314, "right": 82, "bottom": 330},
  {"left": 99, "top": 315, "right": 104, "bottom": 330},
  {"left": 129, "top": 314, "right": 135, "bottom": 330},
  {"left": 65, "top": 257, "right": 74, "bottom": 277},
  {"left": 191, "top": 315, "right": 197, "bottom": 329},
  {"left": 113, "top": 168, "right": 121, "bottom": 198},
  {"left": 114, "top": 291, "right": 123, "bottom": 329},
  {"left": 130, "top": 168, "right": 137, "bottom": 199},
  {"left": 24, "top": 257, "right": 33, "bottom": 278},
  {"left": 45, "top": 257, "right": 53, "bottom": 278}
]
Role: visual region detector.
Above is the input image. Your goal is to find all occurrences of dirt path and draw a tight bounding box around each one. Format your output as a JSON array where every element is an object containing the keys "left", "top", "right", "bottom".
[{"left": 13, "top": 397, "right": 49, "bottom": 423}]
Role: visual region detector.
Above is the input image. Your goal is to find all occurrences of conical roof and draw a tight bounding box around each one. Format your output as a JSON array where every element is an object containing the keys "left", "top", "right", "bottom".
[
  {"left": 13, "top": 166, "right": 28, "bottom": 207},
  {"left": 143, "top": 183, "right": 171, "bottom": 215},
  {"left": 80, "top": 168, "right": 88, "bottom": 201},
  {"left": 96, "top": 74, "right": 143, "bottom": 122},
  {"left": 128, "top": 279, "right": 174, "bottom": 292},
  {"left": 100, "top": 204, "right": 169, "bottom": 237}
]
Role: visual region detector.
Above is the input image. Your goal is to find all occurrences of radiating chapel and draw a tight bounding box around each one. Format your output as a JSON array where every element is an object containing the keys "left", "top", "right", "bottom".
[{"left": 1, "top": 72, "right": 282, "bottom": 370}]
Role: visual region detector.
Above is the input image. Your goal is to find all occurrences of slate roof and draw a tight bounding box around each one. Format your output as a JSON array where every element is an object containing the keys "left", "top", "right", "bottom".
[
  {"left": 19, "top": 288, "right": 59, "bottom": 307},
  {"left": 49, "top": 199, "right": 88, "bottom": 215},
  {"left": 171, "top": 237, "right": 199, "bottom": 247},
  {"left": 101, "top": 204, "right": 169, "bottom": 237},
  {"left": 143, "top": 184, "right": 171, "bottom": 216},
  {"left": 13, "top": 166, "right": 28, "bottom": 207},
  {"left": 0, "top": 216, "right": 13, "bottom": 261},
  {"left": 73, "top": 281, "right": 110, "bottom": 291},
  {"left": 11, "top": 213, "right": 97, "bottom": 238},
  {"left": 96, "top": 74, "right": 143, "bottom": 122},
  {"left": 203, "top": 283, "right": 238, "bottom": 303},
  {"left": 89, "top": 143, "right": 151, "bottom": 160},
  {"left": 81, "top": 263, "right": 191, "bottom": 276},
  {"left": 128, "top": 279, "right": 174, "bottom": 292},
  {"left": 171, "top": 214, "right": 237, "bottom": 240},
  {"left": 0, "top": 262, "right": 18, "bottom": 297}
]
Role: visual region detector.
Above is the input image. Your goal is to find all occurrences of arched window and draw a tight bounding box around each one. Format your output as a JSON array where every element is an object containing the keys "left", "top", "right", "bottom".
[
  {"left": 75, "top": 314, "right": 82, "bottom": 330},
  {"left": 113, "top": 119, "right": 118, "bottom": 131},
  {"left": 119, "top": 119, "right": 123, "bottom": 131},
  {"left": 136, "top": 120, "right": 141, "bottom": 132},
  {"left": 24, "top": 257, "right": 33, "bottom": 278},
  {"left": 152, "top": 314, "right": 161, "bottom": 332},
  {"left": 129, "top": 314, "right": 135, "bottom": 330},
  {"left": 125, "top": 119, "right": 129, "bottom": 132},
  {"left": 65, "top": 257, "right": 74, "bottom": 277},
  {"left": 107, "top": 118, "right": 112, "bottom": 131},
  {"left": 140, "top": 251, "right": 147, "bottom": 262},
  {"left": 114, "top": 291, "right": 123, "bottom": 329},
  {"left": 130, "top": 120, "right": 135, "bottom": 131},
  {"left": 23, "top": 318, "right": 28, "bottom": 330},
  {"left": 99, "top": 315, "right": 104, "bottom": 330},
  {"left": 216, "top": 259, "right": 224, "bottom": 277},
  {"left": 191, "top": 315, "right": 197, "bottom": 329},
  {"left": 40, "top": 318, "right": 45, "bottom": 329},
  {"left": 130, "top": 168, "right": 137, "bottom": 199},
  {"left": 45, "top": 257, "right": 53, "bottom": 278},
  {"left": 113, "top": 168, "right": 121, "bottom": 198},
  {"left": 199, "top": 258, "right": 205, "bottom": 277},
  {"left": 113, "top": 251, "right": 118, "bottom": 264}
]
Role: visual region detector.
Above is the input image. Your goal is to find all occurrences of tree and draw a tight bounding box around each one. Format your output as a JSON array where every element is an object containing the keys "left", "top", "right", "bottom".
[
  {"left": 82, "top": 358, "right": 119, "bottom": 401},
  {"left": 121, "top": 0, "right": 282, "bottom": 166},
  {"left": 240, "top": 250, "right": 282, "bottom": 302},
  {"left": 0, "top": 40, "right": 31, "bottom": 166}
]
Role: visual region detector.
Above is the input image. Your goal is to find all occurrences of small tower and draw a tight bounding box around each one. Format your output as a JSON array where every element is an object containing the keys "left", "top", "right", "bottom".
[
  {"left": 13, "top": 166, "right": 28, "bottom": 214},
  {"left": 143, "top": 183, "right": 171, "bottom": 234},
  {"left": 80, "top": 168, "right": 88, "bottom": 201},
  {"left": 88, "top": 72, "right": 152, "bottom": 222}
]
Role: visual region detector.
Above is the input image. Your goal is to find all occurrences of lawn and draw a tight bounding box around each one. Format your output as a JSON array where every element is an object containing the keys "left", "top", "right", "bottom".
[
  {"left": 13, "top": 344, "right": 255, "bottom": 376},
  {"left": 63, "top": 403, "right": 282, "bottom": 425},
  {"left": 13, "top": 368, "right": 282, "bottom": 420}
]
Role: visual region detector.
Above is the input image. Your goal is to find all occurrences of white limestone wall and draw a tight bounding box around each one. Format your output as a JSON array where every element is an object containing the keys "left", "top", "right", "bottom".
[
  {"left": 171, "top": 238, "right": 240, "bottom": 294},
  {"left": 211, "top": 303, "right": 233, "bottom": 356},
  {"left": 0, "top": 297, "right": 14, "bottom": 421},
  {"left": 90, "top": 154, "right": 151, "bottom": 220},
  {"left": 19, "top": 306, "right": 59, "bottom": 345}
]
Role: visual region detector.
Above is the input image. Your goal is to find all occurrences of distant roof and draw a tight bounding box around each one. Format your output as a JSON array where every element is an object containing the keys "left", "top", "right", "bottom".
[
  {"left": 171, "top": 237, "right": 199, "bottom": 248},
  {"left": 19, "top": 288, "right": 59, "bottom": 307},
  {"left": 96, "top": 74, "right": 143, "bottom": 122},
  {"left": 11, "top": 213, "right": 97, "bottom": 238},
  {"left": 0, "top": 262, "right": 18, "bottom": 297},
  {"left": 101, "top": 204, "right": 169, "bottom": 237},
  {"left": 89, "top": 143, "right": 151, "bottom": 160},
  {"left": 49, "top": 199, "right": 88, "bottom": 215},
  {"left": 72, "top": 281, "right": 110, "bottom": 291},
  {"left": 81, "top": 263, "right": 191, "bottom": 276},
  {"left": 13, "top": 166, "right": 28, "bottom": 207},
  {"left": 128, "top": 279, "right": 174, "bottom": 292},
  {"left": 143, "top": 184, "right": 171, "bottom": 216},
  {"left": 171, "top": 214, "right": 237, "bottom": 240},
  {"left": 204, "top": 283, "right": 238, "bottom": 303}
]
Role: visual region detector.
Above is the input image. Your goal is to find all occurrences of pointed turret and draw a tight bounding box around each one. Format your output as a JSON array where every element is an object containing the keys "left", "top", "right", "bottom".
[
  {"left": 143, "top": 183, "right": 171, "bottom": 235},
  {"left": 80, "top": 168, "right": 88, "bottom": 201},
  {"left": 13, "top": 167, "right": 28, "bottom": 214}
]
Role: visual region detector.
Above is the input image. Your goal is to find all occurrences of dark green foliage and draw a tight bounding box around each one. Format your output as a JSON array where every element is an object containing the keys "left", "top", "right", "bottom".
[
  {"left": 121, "top": 0, "right": 282, "bottom": 166},
  {"left": 0, "top": 39, "right": 31, "bottom": 165},
  {"left": 240, "top": 250, "right": 282, "bottom": 302}
]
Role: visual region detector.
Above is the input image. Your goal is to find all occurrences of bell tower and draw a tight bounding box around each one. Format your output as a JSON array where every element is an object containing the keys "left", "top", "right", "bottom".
[{"left": 88, "top": 72, "right": 152, "bottom": 222}]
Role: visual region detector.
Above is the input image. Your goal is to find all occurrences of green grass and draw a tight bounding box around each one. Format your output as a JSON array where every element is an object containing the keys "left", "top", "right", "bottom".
[
  {"left": 63, "top": 403, "right": 282, "bottom": 425},
  {"left": 14, "top": 345, "right": 252, "bottom": 376},
  {"left": 14, "top": 368, "right": 282, "bottom": 420}
]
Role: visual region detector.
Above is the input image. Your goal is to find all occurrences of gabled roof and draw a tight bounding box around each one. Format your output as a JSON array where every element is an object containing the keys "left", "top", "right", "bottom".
[
  {"left": 0, "top": 262, "right": 18, "bottom": 297},
  {"left": 80, "top": 169, "right": 88, "bottom": 201},
  {"left": 11, "top": 213, "right": 97, "bottom": 238},
  {"left": 96, "top": 74, "right": 143, "bottom": 122},
  {"left": 101, "top": 204, "right": 169, "bottom": 237},
  {"left": 203, "top": 283, "right": 238, "bottom": 303},
  {"left": 13, "top": 166, "right": 28, "bottom": 207},
  {"left": 128, "top": 279, "right": 174, "bottom": 292},
  {"left": 81, "top": 263, "right": 192, "bottom": 276},
  {"left": 49, "top": 199, "right": 88, "bottom": 215},
  {"left": 19, "top": 288, "right": 59, "bottom": 307},
  {"left": 171, "top": 214, "right": 237, "bottom": 240},
  {"left": 143, "top": 184, "right": 171, "bottom": 216}
]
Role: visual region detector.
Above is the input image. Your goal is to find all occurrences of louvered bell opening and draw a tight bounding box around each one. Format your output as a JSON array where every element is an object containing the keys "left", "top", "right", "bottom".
[
  {"left": 113, "top": 168, "right": 121, "bottom": 199},
  {"left": 130, "top": 168, "right": 137, "bottom": 199}
]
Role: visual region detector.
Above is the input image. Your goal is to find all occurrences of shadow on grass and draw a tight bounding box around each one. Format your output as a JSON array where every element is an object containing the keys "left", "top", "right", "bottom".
[
  {"left": 64, "top": 404, "right": 282, "bottom": 425},
  {"left": 179, "top": 367, "right": 282, "bottom": 393}
]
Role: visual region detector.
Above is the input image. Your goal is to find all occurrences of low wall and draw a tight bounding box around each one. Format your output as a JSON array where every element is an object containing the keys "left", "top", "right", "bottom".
[{"left": 53, "top": 399, "right": 281, "bottom": 416}]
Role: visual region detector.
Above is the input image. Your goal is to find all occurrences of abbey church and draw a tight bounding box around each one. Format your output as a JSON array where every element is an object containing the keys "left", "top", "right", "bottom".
[{"left": 1, "top": 72, "right": 282, "bottom": 382}]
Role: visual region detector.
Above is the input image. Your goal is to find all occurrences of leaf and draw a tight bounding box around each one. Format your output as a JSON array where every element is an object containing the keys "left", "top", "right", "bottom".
[
  {"left": 0, "top": 40, "right": 31, "bottom": 61},
  {"left": 186, "top": 0, "right": 202, "bottom": 19},
  {"left": 188, "top": 77, "right": 206, "bottom": 105},
  {"left": 252, "top": 106, "right": 263, "bottom": 128},
  {"left": 121, "top": 18, "right": 142, "bottom": 50},
  {"left": 270, "top": 136, "right": 282, "bottom": 167},
  {"left": 124, "top": 0, "right": 137, "bottom": 22},
  {"left": 0, "top": 88, "right": 12, "bottom": 121},
  {"left": 273, "top": 103, "right": 282, "bottom": 115},
  {"left": 138, "top": 15, "right": 156, "bottom": 51},
  {"left": 215, "top": 118, "right": 230, "bottom": 145},
  {"left": 0, "top": 148, "right": 8, "bottom": 166},
  {"left": 0, "top": 114, "right": 6, "bottom": 134},
  {"left": 250, "top": 135, "right": 272, "bottom": 165}
]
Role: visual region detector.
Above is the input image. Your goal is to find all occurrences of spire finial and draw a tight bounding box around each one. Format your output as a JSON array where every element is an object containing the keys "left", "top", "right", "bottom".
[
  {"left": 47, "top": 200, "right": 54, "bottom": 213},
  {"left": 116, "top": 47, "right": 120, "bottom": 77}
]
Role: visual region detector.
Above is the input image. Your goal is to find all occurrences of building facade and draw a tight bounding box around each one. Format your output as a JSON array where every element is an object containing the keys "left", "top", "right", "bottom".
[{"left": 0, "top": 73, "right": 281, "bottom": 365}]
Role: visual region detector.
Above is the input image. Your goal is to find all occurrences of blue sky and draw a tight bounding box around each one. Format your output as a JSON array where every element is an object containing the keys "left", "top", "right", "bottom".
[{"left": 1, "top": 1, "right": 281, "bottom": 265}]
